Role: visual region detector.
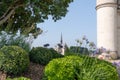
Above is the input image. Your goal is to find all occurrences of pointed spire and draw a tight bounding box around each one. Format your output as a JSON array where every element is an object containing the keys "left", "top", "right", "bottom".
[{"left": 60, "top": 33, "right": 63, "bottom": 44}]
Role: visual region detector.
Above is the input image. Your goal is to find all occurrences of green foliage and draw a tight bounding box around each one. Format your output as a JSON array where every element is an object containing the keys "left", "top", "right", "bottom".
[
  {"left": 0, "top": 0, "right": 73, "bottom": 37},
  {"left": 69, "top": 46, "right": 89, "bottom": 55},
  {"left": 44, "top": 56, "right": 119, "bottom": 80},
  {"left": 6, "top": 77, "right": 30, "bottom": 80},
  {"left": 49, "top": 48, "right": 63, "bottom": 58},
  {"left": 64, "top": 44, "right": 72, "bottom": 56},
  {"left": 0, "top": 31, "right": 33, "bottom": 52},
  {"left": 0, "top": 46, "right": 30, "bottom": 75},
  {"left": 64, "top": 45, "right": 89, "bottom": 56},
  {"left": 29, "top": 47, "right": 63, "bottom": 65}
]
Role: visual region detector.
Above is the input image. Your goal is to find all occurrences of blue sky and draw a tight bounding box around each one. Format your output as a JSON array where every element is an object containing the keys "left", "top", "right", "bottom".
[{"left": 32, "top": 0, "right": 96, "bottom": 47}]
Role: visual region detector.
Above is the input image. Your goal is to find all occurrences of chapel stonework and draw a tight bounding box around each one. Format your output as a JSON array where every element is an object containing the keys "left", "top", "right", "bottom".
[{"left": 96, "top": 0, "right": 120, "bottom": 57}]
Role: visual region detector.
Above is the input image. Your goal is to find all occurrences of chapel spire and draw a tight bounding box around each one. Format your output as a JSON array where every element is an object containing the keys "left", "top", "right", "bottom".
[{"left": 60, "top": 33, "right": 63, "bottom": 44}]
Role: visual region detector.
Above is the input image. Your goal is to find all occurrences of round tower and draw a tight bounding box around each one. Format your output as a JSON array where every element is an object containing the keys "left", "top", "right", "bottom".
[{"left": 96, "top": 0, "right": 118, "bottom": 55}]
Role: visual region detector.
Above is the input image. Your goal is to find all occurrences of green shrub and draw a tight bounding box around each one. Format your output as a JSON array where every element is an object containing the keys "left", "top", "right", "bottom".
[
  {"left": 64, "top": 46, "right": 72, "bottom": 56},
  {"left": 6, "top": 77, "right": 30, "bottom": 80},
  {"left": 44, "top": 56, "right": 119, "bottom": 80},
  {"left": 0, "top": 46, "right": 30, "bottom": 75},
  {"left": 29, "top": 47, "right": 63, "bottom": 65},
  {"left": 49, "top": 48, "right": 63, "bottom": 58}
]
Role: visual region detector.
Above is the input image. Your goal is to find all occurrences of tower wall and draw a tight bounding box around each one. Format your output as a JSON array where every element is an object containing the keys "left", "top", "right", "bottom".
[
  {"left": 117, "top": 11, "right": 120, "bottom": 57},
  {"left": 96, "top": 0, "right": 118, "bottom": 55}
]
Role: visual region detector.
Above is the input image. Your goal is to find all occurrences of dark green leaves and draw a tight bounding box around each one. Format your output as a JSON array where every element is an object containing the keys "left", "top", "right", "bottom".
[{"left": 0, "top": 0, "right": 73, "bottom": 37}]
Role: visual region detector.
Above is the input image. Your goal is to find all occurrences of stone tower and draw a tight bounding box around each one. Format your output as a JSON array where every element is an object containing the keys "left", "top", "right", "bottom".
[
  {"left": 54, "top": 33, "right": 65, "bottom": 55},
  {"left": 96, "top": 0, "right": 120, "bottom": 57}
]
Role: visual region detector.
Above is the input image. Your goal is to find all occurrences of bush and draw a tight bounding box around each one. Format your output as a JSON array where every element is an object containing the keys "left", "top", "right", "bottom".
[
  {"left": 49, "top": 48, "right": 63, "bottom": 58},
  {"left": 29, "top": 47, "right": 63, "bottom": 65},
  {"left": 44, "top": 56, "right": 119, "bottom": 80},
  {"left": 6, "top": 77, "right": 30, "bottom": 80},
  {"left": 0, "top": 46, "right": 30, "bottom": 75}
]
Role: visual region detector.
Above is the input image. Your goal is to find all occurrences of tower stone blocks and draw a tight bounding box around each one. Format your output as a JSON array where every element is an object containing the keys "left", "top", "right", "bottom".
[{"left": 96, "top": 0, "right": 120, "bottom": 57}]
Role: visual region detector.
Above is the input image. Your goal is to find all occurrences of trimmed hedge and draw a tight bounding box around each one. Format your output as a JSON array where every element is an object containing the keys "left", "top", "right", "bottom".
[
  {"left": 0, "top": 46, "right": 30, "bottom": 75},
  {"left": 44, "top": 56, "right": 119, "bottom": 80},
  {"left": 29, "top": 47, "right": 63, "bottom": 65}
]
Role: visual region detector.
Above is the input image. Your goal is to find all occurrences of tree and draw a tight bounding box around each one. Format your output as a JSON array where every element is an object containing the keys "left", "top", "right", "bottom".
[{"left": 0, "top": 0, "right": 73, "bottom": 38}]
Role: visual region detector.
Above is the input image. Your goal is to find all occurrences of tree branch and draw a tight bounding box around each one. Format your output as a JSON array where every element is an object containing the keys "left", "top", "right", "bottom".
[
  {"left": 0, "top": 7, "right": 12, "bottom": 20},
  {"left": 0, "top": 9, "right": 14, "bottom": 25},
  {"left": 0, "top": 4, "right": 24, "bottom": 25}
]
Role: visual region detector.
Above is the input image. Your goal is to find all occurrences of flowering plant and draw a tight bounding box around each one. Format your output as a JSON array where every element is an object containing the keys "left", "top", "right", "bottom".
[
  {"left": 75, "top": 35, "right": 96, "bottom": 55},
  {"left": 112, "top": 61, "right": 120, "bottom": 77}
]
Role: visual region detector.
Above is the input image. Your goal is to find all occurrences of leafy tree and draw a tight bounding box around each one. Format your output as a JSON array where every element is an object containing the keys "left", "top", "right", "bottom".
[{"left": 0, "top": 0, "right": 73, "bottom": 38}]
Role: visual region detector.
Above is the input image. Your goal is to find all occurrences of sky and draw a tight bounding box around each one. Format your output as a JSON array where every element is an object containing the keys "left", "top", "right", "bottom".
[{"left": 32, "top": 0, "right": 96, "bottom": 47}]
